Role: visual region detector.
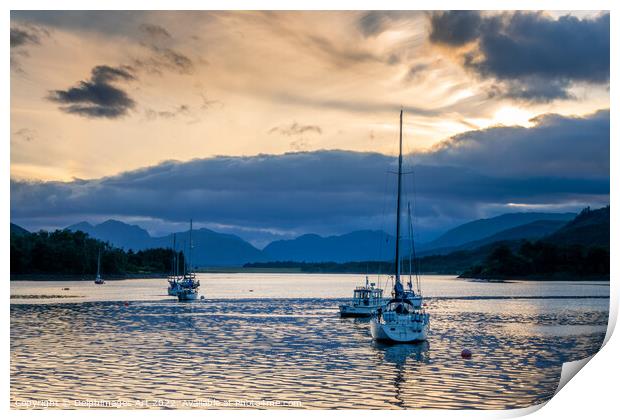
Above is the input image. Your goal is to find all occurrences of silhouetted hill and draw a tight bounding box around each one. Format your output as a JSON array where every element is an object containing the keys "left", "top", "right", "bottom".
[
  {"left": 446, "top": 220, "right": 568, "bottom": 252},
  {"left": 67, "top": 220, "right": 265, "bottom": 267},
  {"left": 67, "top": 220, "right": 151, "bottom": 250},
  {"left": 263, "top": 230, "right": 395, "bottom": 263},
  {"left": 458, "top": 206, "right": 610, "bottom": 279},
  {"left": 10, "top": 223, "right": 29, "bottom": 236},
  {"left": 545, "top": 206, "right": 609, "bottom": 248},
  {"left": 149, "top": 228, "right": 266, "bottom": 267},
  {"left": 420, "top": 212, "right": 576, "bottom": 252}
]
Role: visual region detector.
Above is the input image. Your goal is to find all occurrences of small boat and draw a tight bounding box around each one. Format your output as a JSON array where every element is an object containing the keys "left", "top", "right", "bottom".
[
  {"left": 94, "top": 248, "right": 105, "bottom": 285},
  {"left": 339, "top": 276, "right": 385, "bottom": 317},
  {"left": 370, "top": 110, "right": 430, "bottom": 343},
  {"left": 177, "top": 220, "right": 200, "bottom": 302}
]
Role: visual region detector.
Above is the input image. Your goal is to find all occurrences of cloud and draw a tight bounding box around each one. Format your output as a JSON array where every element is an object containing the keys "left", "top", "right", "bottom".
[
  {"left": 268, "top": 122, "right": 323, "bottom": 137},
  {"left": 429, "top": 11, "right": 610, "bottom": 101},
  {"left": 10, "top": 24, "right": 49, "bottom": 73},
  {"left": 139, "top": 23, "right": 172, "bottom": 40},
  {"left": 11, "top": 109, "right": 609, "bottom": 242},
  {"left": 132, "top": 22, "right": 194, "bottom": 75},
  {"left": 428, "top": 11, "right": 483, "bottom": 46},
  {"left": 12, "top": 128, "right": 37, "bottom": 142},
  {"left": 47, "top": 65, "right": 136, "bottom": 118},
  {"left": 357, "top": 11, "right": 417, "bottom": 38},
  {"left": 11, "top": 26, "right": 41, "bottom": 47},
  {"left": 422, "top": 109, "right": 610, "bottom": 179},
  {"left": 144, "top": 104, "right": 190, "bottom": 120},
  {"left": 133, "top": 46, "right": 194, "bottom": 75}
]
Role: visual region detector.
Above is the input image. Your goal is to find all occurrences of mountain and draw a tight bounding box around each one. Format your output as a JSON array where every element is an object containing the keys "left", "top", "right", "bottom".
[
  {"left": 67, "top": 220, "right": 265, "bottom": 267},
  {"left": 263, "top": 230, "right": 395, "bottom": 263},
  {"left": 67, "top": 219, "right": 152, "bottom": 251},
  {"left": 458, "top": 206, "right": 610, "bottom": 280},
  {"left": 63, "top": 210, "right": 585, "bottom": 266},
  {"left": 10, "top": 223, "right": 30, "bottom": 236},
  {"left": 149, "top": 228, "right": 266, "bottom": 267},
  {"left": 545, "top": 206, "right": 609, "bottom": 248},
  {"left": 421, "top": 219, "right": 569, "bottom": 255},
  {"left": 420, "top": 212, "right": 576, "bottom": 253}
]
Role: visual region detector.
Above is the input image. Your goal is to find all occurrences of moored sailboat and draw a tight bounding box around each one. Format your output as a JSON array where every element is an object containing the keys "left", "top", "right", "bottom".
[
  {"left": 94, "top": 248, "right": 105, "bottom": 284},
  {"left": 370, "top": 110, "right": 430, "bottom": 343},
  {"left": 167, "top": 233, "right": 183, "bottom": 296},
  {"left": 177, "top": 220, "right": 200, "bottom": 301}
]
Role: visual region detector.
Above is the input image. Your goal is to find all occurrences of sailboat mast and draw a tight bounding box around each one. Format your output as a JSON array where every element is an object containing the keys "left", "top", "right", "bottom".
[
  {"left": 394, "top": 109, "right": 403, "bottom": 284},
  {"left": 189, "top": 219, "right": 193, "bottom": 272},
  {"left": 173, "top": 233, "right": 177, "bottom": 276},
  {"left": 97, "top": 248, "right": 101, "bottom": 277},
  {"left": 408, "top": 202, "right": 413, "bottom": 289}
]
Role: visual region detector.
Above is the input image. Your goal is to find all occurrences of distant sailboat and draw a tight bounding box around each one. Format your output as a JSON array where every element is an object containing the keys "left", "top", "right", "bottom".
[
  {"left": 167, "top": 233, "right": 183, "bottom": 296},
  {"left": 177, "top": 220, "right": 200, "bottom": 301},
  {"left": 370, "top": 110, "right": 430, "bottom": 343},
  {"left": 94, "top": 248, "right": 105, "bottom": 285}
]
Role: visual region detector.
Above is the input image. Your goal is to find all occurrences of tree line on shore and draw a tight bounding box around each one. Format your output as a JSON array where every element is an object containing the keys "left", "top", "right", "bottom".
[
  {"left": 459, "top": 241, "right": 609, "bottom": 279},
  {"left": 11, "top": 228, "right": 184, "bottom": 276},
  {"left": 244, "top": 239, "right": 609, "bottom": 279}
]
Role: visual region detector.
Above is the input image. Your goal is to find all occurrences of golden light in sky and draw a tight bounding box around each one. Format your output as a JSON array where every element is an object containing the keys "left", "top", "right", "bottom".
[{"left": 10, "top": 10, "right": 609, "bottom": 182}]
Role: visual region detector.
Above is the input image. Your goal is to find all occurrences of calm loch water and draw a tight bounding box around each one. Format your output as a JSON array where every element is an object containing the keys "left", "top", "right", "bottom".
[{"left": 10, "top": 274, "right": 609, "bottom": 409}]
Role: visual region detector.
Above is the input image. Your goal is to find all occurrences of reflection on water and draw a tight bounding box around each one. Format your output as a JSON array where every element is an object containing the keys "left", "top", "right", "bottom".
[{"left": 10, "top": 275, "right": 609, "bottom": 409}]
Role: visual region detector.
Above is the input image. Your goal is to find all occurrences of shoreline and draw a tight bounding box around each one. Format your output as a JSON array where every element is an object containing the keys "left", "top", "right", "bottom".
[
  {"left": 10, "top": 273, "right": 167, "bottom": 281},
  {"left": 10, "top": 271, "right": 610, "bottom": 282}
]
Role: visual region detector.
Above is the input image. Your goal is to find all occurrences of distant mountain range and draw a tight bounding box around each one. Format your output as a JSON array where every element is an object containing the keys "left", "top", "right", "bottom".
[
  {"left": 66, "top": 221, "right": 265, "bottom": 267},
  {"left": 12, "top": 209, "right": 601, "bottom": 267},
  {"left": 418, "top": 212, "right": 576, "bottom": 252},
  {"left": 263, "top": 230, "right": 395, "bottom": 263}
]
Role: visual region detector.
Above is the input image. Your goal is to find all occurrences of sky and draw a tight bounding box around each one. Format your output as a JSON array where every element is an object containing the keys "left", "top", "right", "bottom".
[{"left": 10, "top": 10, "right": 610, "bottom": 246}]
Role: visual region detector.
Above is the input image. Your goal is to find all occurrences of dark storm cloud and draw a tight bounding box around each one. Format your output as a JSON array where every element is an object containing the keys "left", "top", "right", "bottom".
[
  {"left": 47, "top": 65, "right": 136, "bottom": 118},
  {"left": 429, "top": 11, "right": 610, "bottom": 101},
  {"left": 268, "top": 122, "right": 323, "bottom": 137},
  {"left": 11, "top": 109, "right": 609, "bottom": 240},
  {"left": 428, "top": 11, "right": 482, "bottom": 46}
]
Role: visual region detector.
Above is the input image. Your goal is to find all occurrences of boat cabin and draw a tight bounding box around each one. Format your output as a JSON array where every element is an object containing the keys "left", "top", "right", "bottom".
[{"left": 352, "top": 286, "right": 383, "bottom": 307}]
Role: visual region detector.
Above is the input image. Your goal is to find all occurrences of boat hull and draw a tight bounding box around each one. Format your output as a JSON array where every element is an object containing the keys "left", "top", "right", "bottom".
[
  {"left": 339, "top": 304, "right": 382, "bottom": 318},
  {"left": 370, "top": 319, "right": 428, "bottom": 343},
  {"left": 177, "top": 290, "right": 199, "bottom": 301},
  {"left": 167, "top": 284, "right": 181, "bottom": 296}
]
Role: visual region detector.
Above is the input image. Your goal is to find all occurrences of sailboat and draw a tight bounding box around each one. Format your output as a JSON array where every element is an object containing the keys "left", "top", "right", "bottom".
[
  {"left": 370, "top": 110, "right": 430, "bottom": 343},
  {"left": 94, "top": 248, "right": 105, "bottom": 284},
  {"left": 167, "top": 234, "right": 183, "bottom": 296},
  {"left": 177, "top": 220, "right": 200, "bottom": 301}
]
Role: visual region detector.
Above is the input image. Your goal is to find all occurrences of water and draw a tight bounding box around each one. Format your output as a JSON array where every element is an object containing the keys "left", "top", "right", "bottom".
[{"left": 10, "top": 274, "right": 609, "bottom": 409}]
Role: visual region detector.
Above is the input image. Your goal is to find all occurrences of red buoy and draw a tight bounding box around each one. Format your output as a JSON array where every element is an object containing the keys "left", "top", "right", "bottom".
[
  {"left": 461, "top": 349, "right": 472, "bottom": 359},
  {"left": 124, "top": 301, "right": 129, "bottom": 307}
]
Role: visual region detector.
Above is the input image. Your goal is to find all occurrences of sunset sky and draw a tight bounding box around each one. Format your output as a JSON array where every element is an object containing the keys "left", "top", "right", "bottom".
[{"left": 10, "top": 10, "right": 610, "bottom": 245}]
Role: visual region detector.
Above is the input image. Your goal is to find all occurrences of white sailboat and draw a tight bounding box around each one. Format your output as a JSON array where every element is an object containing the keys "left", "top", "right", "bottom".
[
  {"left": 94, "top": 248, "right": 105, "bottom": 284},
  {"left": 167, "top": 233, "right": 183, "bottom": 296},
  {"left": 177, "top": 220, "right": 200, "bottom": 301},
  {"left": 370, "top": 110, "right": 430, "bottom": 343},
  {"left": 339, "top": 276, "right": 385, "bottom": 317}
]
